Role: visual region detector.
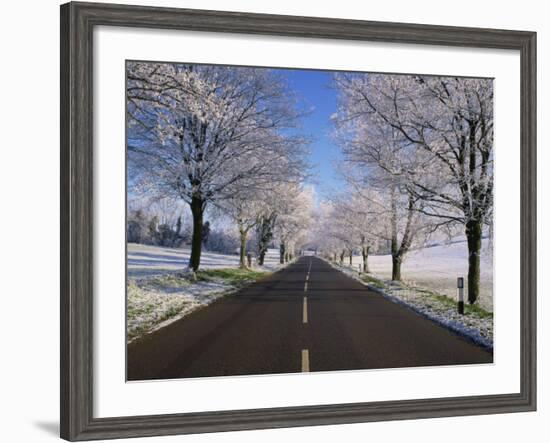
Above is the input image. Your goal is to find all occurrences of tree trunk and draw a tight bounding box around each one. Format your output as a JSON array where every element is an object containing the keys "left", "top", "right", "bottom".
[
  {"left": 239, "top": 228, "right": 248, "bottom": 269},
  {"left": 362, "top": 245, "right": 370, "bottom": 273},
  {"left": 392, "top": 255, "right": 402, "bottom": 281},
  {"left": 256, "top": 214, "right": 275, "bottom": 267},
  {"left": 279, "top": 242, "right": 285, "bottom": 264},
  {"left": 466, "top": 219, "right": 482, "bottom": 304},
  {"left": 189, "top": 196, "right": 204, "bottom": 272},
  {"left": 390, "top": 188, "right": 402, "bottom": 281},
  {"left": 340, "top": 250, "right": 345, "bottom": 265},
  {"left": 349, "top": 251, "right": 353, "bottom": 266}
]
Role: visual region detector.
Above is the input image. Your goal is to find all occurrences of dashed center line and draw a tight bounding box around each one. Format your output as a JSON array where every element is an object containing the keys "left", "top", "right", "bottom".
[
  {"left": 301, "top": 349, "right": 310, "bottom": 372},
  {"left": 301, "top": 260, "right": 312, "bottom": 372}
]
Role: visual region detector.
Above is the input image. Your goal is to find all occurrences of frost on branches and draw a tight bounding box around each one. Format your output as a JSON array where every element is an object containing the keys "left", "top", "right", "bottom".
[
  {"left": 333, "top": 73, "right": 493, "bottom": 304},
  {"left": 274, "top": 185, "right": 315, "bottom": 264},
  {"left": 127, "top": 62, "right": 308, "bottom": 271}
]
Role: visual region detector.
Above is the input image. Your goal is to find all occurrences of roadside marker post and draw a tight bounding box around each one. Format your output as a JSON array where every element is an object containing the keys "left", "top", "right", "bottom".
[{"left": 457, "top": 277, "right": 465, "bottom": 315}]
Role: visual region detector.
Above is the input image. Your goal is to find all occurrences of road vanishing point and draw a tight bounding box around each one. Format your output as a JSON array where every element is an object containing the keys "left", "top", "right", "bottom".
[{"left": 127, "top": 256, "right": 492, "bottom": 381}]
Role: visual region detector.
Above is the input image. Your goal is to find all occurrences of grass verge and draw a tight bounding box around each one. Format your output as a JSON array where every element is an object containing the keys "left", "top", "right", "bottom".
[
  {"left": 360, "top": 273, "right": 386, "bottom": 289},
  {"left": 408, "top": 286, "right": 493, "bottom": 319},
  {"left": 127, "top": 267, "right": 269, "bottom": 342},
  {"left": 196, "top": 268, "right": 269, "bottom": 287},
  {"left": 334, "top": 261, "right": 492, "bottom": 321}
]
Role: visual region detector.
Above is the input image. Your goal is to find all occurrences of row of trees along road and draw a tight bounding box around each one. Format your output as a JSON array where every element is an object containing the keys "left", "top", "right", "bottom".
[
  {"left": 214, "top": 183, "right": 314, "bottom": 268},
  {"left": 328, "top": 73, "right": 493, "bottom": 304},
  {"left": 127, "top": 62, "right": 310, "bottom": 271}
]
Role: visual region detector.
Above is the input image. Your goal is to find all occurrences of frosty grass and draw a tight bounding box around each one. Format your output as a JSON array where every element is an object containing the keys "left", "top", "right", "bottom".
[
  {"left": 126, "top": 245, "right": 283, "bottom": 342},
  {"left": 127, "top": 275, "right": 230, "bottom": 342}
]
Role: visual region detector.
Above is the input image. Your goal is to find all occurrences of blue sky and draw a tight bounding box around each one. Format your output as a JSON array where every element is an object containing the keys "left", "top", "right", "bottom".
[{"left": 274, "top": 68, "right": 345, "bottom": 199}]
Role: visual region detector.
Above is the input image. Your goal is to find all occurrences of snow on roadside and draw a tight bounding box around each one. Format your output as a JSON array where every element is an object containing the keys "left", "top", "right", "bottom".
[
  {"left": 126, "top": 244, "right": 284, "bottom": 342},
  {"left": 325, "top": 259, "right": 493, "bottom": 350},
  {"left": 127, "top": 276, "right": 232, "bottom": 342},
  {"left": 343, "top": 238, "right": 493, "bottom": 312}
]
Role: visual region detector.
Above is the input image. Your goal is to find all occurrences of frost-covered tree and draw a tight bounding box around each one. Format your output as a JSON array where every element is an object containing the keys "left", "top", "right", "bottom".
[
  {"left": 334, "top": 73, "right": 493, "bottom": 301},
  {"left": 127, "top": 62, "right": 307, "bottom": 271},
  {"left": 127, "top": 195, "right": 190, "bottom": 246},
  {"left": 329, "top": 190, "right": 383, "bottom": 273},
  {"left": 310, "top": 202, "right": 343, "bottom": 262},
  {"left": 203, "top": 227, "right": 240, "bottom": 255},
  {"left": 274, "top": 185, "right": 315, "bottom": 264},
  {"left": 311, "top": 201, "right": 353, "bottom": 265},
  {"left": 201, "top": 220, "right": 210, "bottom": 245},
  {"left": 217, "top": 193, "right": 268, "bottom": 268},
  {"left": 317, "top": 197, "right": 358, "bottom": 266},
  {"left": 253, "top": 183, "right": 311, "bottom": 265},
  {"left": 255, "top": 211, "right": 277, "bottom": 266},
  {"left": 332, "top": 116, "right": 429, "bottom": 280},
  {"left": 127, "top": 209, "right": 148, "bottom": 244}
]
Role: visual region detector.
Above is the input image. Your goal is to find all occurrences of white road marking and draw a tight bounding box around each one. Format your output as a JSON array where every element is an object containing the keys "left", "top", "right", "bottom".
[
  {"left": 301, "top": 349, "right": 310, "bottom": 372},
  {"left": 304, "top": 259, "right": 312, "bottom": 283},
  {"left": 301, "top": 261, "right": 311, "bottom": 372}
]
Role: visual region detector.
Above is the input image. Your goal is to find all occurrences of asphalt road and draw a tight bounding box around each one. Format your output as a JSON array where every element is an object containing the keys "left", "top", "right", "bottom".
[{"left": 127, "top": 256, "right": 492, "bottom": 380}]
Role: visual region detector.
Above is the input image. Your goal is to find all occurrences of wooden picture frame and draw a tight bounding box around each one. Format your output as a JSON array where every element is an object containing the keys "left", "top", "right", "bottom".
[{"left": 60, "top": 1, "right": 536, "bottom": 440}]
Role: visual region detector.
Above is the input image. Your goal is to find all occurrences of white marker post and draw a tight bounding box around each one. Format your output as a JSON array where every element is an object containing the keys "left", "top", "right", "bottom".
[{"left": 457, "top": 277, "right": 465, "bottom": 315}]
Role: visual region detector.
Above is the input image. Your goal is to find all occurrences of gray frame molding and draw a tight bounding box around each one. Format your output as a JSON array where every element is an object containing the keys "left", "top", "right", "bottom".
[{"left": 60, "top": 2, "right": 536, "bottom": 441}]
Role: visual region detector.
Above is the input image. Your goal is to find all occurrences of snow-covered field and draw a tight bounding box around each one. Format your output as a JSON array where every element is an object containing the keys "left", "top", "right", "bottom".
[
  {"left": 128, "top": 243, "right": 282, "bottom": 278},
  {"left": 345, "top": 239, "right": 493, "bottom": 311},
  {"left": 127, "top": 244, "right": 282, "bottom": 341}
]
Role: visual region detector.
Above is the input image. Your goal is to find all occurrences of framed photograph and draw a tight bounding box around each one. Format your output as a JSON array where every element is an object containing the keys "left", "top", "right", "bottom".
[{"left": 60, "top": 1, "right": 536, "bottom": 440}]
